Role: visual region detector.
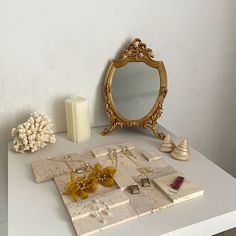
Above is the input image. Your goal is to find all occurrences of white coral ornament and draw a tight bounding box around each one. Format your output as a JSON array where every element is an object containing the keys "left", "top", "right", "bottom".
[{"left": 11, "top": 112, "right": 56, "bottom": 153}]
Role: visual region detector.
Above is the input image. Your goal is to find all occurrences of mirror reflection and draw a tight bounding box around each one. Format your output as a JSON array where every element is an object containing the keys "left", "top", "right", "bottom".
[{"left": 112, "top": 62, "right": 160, "bottom": 120}]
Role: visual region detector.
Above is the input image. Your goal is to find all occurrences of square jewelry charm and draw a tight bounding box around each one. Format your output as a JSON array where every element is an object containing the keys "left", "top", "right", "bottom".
[
  {"left": 128, "top": 185, "right": 140, "bottom": 194},
  {"left": 141, "top": 178, "right": 150, "bottom": 187}
]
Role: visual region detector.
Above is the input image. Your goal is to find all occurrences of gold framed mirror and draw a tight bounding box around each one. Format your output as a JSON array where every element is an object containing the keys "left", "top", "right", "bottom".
[{"left": 102, "top": 38, "right": 167, "bottom": 139}]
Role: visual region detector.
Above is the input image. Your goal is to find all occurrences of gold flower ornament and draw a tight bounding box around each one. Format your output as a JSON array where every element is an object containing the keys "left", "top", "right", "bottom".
[
  {"left": 89, "top": 163, "right": 117, "bottom": 187},
  {"left": 64, "top": 175, "right": 97, "bottom": 201},
  {"left": 64, "top": 163, "right": 117, "bottom": 201}
]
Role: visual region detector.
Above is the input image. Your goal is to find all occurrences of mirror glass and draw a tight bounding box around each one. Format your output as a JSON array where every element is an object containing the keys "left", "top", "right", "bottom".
[{"left": 112, "top": 62, "right": 160, "bottom": 120}]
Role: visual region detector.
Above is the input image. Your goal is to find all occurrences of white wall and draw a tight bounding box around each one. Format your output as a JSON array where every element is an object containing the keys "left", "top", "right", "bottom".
[{"left": 1, "top": 0, "right": 236, "bottom": 224}]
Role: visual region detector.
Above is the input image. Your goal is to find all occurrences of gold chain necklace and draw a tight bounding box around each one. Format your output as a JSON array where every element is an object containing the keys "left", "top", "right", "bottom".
[
  {"left": 120, "top": 146, "right": 138, "bottom": 166},
  {"left": 108, "top": 149, "right": 118, "bottom": 168}
]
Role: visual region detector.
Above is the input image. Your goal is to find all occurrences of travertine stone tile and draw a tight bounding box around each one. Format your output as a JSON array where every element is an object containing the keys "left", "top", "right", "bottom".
[
  {"left": 144, "top": 165, "right": 177, "bottom": 180},
  {"left": 91, "top": 143, "right": 135, "bottom": 158},
  {"left": 91, "top": 144, "right": 120, "bottom": 158},
  {"left": 133, "top": 173, "right": 172, "bottom": 212},
  {"left": 32, "top": 153, "right": 97, "bottom": 183},
  {"left": 140, "top": 182, "right": 173, "bottom": 212},
  {"left": 142, "top": 150, "right": 162, "bottom": 162},
  {"left": 31, "top": 142, "right": 204, "bottom": 236},
  {"left": 67, "top": 190, "right": 129, "bottom": 221},
  {"left": 153, "top": 172, "right": 204, "bottom": 204},
  {"left": 73, "top": 203, "right": 138, "bottom": 236},
  {"left": 125, "top": 188, "right": 153, "bottom": 216}
]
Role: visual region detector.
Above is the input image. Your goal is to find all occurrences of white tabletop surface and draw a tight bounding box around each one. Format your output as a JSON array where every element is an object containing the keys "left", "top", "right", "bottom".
[{"left": 8, "top": 126, "right": 236, "bottom": 236}]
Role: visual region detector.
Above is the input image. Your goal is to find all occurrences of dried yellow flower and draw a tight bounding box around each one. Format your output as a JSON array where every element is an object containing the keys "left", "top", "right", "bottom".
[
  {"left": 64, "top": 163, "right": 117, "bottom": 201},
  {"left": 88, "top": 163, "right": 116, "bottom": 187},
  {"left": 64, "top": 175, "right": 97, "bottom": 201}
]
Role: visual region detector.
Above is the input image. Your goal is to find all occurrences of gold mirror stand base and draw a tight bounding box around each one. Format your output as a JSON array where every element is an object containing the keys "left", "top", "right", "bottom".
[
  {"left": 146, "top": 122, "right": 165, "bottom": 140},
  {"left": 101, "top": 121, "right": 123, "bottom": 136},
  {"left": 101, "top": 122, "right": 165, "bottom": 140}
]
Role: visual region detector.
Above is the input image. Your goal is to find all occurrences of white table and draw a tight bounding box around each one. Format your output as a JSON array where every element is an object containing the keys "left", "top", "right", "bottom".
[{"left": 8, "top": 126, "right": 236, "bottom": 236}]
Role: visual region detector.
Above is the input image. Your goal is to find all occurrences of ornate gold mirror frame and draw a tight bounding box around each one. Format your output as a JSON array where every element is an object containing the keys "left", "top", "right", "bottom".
[{"left": 102, "top": 38, "right": 168, "bottom": 139}]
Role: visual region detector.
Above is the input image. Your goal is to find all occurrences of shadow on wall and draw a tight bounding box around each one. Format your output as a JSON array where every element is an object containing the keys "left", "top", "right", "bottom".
[
  {"left": 92, "top": 38, "right": 132, "bottom": 128},
  {"left": 53, "top": 95, "right": 68, "bottom": 133},
  {"left": 7, "top": 97, "right": 68, "bottom": 142}
]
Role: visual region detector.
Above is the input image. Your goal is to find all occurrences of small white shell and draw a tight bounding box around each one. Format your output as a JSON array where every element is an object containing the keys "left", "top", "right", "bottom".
[{"left": 159, "top": 134, "right": 176, "bottom": 153}]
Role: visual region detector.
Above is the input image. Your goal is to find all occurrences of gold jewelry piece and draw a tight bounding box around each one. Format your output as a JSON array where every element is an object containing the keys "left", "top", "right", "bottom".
[
  {"left": 74, "top": 163, "right": 92, "bottom": 174},
  {"left": 128, "top": 185, "right": 140, "bottom": 194},
  {"left": 137, "top": 166, "right": 153, "bottom": 174},
  {"left": 101, "top": 202, "right": 111, "bottom": 216},
  {"left": 120, "top": 146, "right": 138, "bottom": 166},
  {"left": 64, "top": 175, "right": 97, "bottom": 201},
  {"left": 120, "top": 146, "right": 137, "bottom": 159},
  {"left": 141, "top": 178, "right": 150, "bottom": 187},
  {"left": 88, "top": 163, "right": 117, "bottom": 187},
  {"left": 93, "top": 206, "right": 106, "bottom": 224},
  {"left": 90, "top": 198, "right": 111, "bottom": 224}
]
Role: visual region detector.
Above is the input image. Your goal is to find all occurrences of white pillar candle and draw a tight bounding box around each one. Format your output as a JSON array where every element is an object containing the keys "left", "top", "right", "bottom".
[{"left": 65, "top": 97, "right": 91, "bottom": 143}]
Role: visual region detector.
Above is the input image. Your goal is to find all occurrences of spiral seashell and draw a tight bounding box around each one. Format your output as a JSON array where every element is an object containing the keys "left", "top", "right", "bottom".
[
  {"left": 159, "top": 134, "right": 176, "bottom": 153},
  {"left": 171, "top": 140, "right": 191, "bottom": 161}
]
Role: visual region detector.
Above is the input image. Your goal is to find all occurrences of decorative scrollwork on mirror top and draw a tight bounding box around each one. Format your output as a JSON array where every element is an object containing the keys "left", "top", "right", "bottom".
[{"left": 102, "top": 38, "right": 168, "bottom": 139}]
